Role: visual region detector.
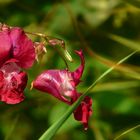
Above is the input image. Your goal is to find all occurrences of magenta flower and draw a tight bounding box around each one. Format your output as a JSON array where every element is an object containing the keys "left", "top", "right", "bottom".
[
  {"left": 10, "top": 27, "right": 35, "bottom": 68},
  {"left": 33, "top": 50, "right": 93, "bottom": 129},
  {"left": 33, "top": 50, "right": 84, "bottom": 104},
  {"left": 0, "top": 61, "right": 27, "bottom": 104},
  {"left": 74, "top": 96, "right": 92, "bottom": 130},
  {"left": 0, "top": 31, "right": 11, "bottom": 66},
  {"left": 0, "top": 26, "right": 35, "bottom": 68},
  {"left": 0, "top": 25, "right": 35, "bottom": 104}
]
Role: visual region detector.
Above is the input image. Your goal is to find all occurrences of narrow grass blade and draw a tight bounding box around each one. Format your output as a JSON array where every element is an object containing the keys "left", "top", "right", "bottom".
[
  {"left": 39, "top": 96, "right": 83, "bottom": 140},
  {"left": 114, "top": 124, "right": 140, "bottom": 140}
]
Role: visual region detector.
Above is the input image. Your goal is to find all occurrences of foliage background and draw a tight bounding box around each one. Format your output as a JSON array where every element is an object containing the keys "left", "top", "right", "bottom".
[{"left": 0, "top": 0, "right": 140, "bottom": 140}]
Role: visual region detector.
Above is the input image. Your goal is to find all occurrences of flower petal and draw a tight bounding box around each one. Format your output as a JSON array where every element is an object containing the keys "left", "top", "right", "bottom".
[
  {"left": 33, "top": 50, "right": 85, "bottom": 104},
  {"left": 71, "top": 50, "right": 85, "bottom": 86},
  {"left": 73, "top": 96, "right": 92, "bottom": 130},
  {"left": 0, "top": 31, "right": 12, "bottom": 67},
  {"left": 10, "top": 27, "right": 35, "bottom": 68},
  {"left": 33, "top": 70, "right": 79, "bottom": 104},
  {"left": 32, "top": 49, "right": 92, "bottom": 130},
  {"left": 0, "top": 62, "right": 28, "bottom": 104}
]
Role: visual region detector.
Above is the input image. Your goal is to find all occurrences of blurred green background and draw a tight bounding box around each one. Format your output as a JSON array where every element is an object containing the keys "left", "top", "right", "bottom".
[{"left": 0, "top": 0, "right": 140, "bottom": 140}]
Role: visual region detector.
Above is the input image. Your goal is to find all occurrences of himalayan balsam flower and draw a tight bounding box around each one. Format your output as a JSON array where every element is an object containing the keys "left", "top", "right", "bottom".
[
  {"left": 10, "top": 27, "right": 35, "bottom": 68},
  {"left": 0, "top": 26, "right": 35, "bottom": 68},
  {"left": 0, "top": 62, "right": 27, "bottom": 104},
  {"left": 33, "top": 50, "right": 92, "bottom": 130},
  {"left": 0, "top": 24, "right": 35, "bottom": 104}
]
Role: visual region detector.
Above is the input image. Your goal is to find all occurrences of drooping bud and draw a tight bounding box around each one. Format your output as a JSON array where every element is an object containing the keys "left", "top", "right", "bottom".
[
  {"left": 34, "top": 42, "right": 47, "bottom": 61},
  {"left": 48, "top": 38, "right": 65, "bottom": 48},
  {"left": 0, "top": 23, "right": 10, "bottom": 31}
]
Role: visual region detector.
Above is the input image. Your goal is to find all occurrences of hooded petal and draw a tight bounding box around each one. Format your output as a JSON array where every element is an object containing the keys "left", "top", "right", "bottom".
[
  {"left": 10, "top": 27, "right": 35, "bottom": 68},
  {"left": 33, "top": 70, "right": 79, "bottom": 104},
  {"left": 71, "top": 50, "right": 85, "bottom": 86},
  {"left": 33, "top": 50, "right": 85, "bottom": 104},
  {"left": 32, "top": 50, "right": 93, "bottom": 130},
  {"left": 73, "top": 96, "right": 92, "bottom": 130},
  {"left": 0, "top": 31, "right": 12, "bottom": 66},
  {"left": 0, "top": 62, "right": 28, "bottom": 104}
]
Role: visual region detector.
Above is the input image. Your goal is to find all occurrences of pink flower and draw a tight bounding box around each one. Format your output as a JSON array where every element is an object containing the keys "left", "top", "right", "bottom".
[
  {"left": 74, "top": 96, "right": 92, "bottom": 130},
  {"left": 33, "top": 50, "right": 84, "bottom": 104},
  {"left": 0, "top": 31, "right": 11, "bottom": 66},
  {"left": 0, "top": 26, "right": 35, "bottom": 68},
  {"left": 0, "top": 25, "right": 35, "bottom": 104},
  {"left": 10, "top": 27, "right": 35, "bottom": 68},
  {"left": 33, "top": 50, "right": 93, "bottom": 129},
  {"left": 0, "top": 61, "right": 27, "bottom": 104}
]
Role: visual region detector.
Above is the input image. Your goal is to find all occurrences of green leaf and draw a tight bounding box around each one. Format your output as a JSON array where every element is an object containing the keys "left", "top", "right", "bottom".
[
  {"left": 38, "top": 50, "right": 138, "bottom": 140},
  {"left": 108, "top": 33, "right": 140, "bottom": 51}
]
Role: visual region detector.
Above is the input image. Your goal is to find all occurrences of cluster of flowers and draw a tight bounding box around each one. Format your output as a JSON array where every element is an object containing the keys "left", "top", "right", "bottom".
[{"left": 0, "top": 24, "right": 92, "bottom": 130}]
